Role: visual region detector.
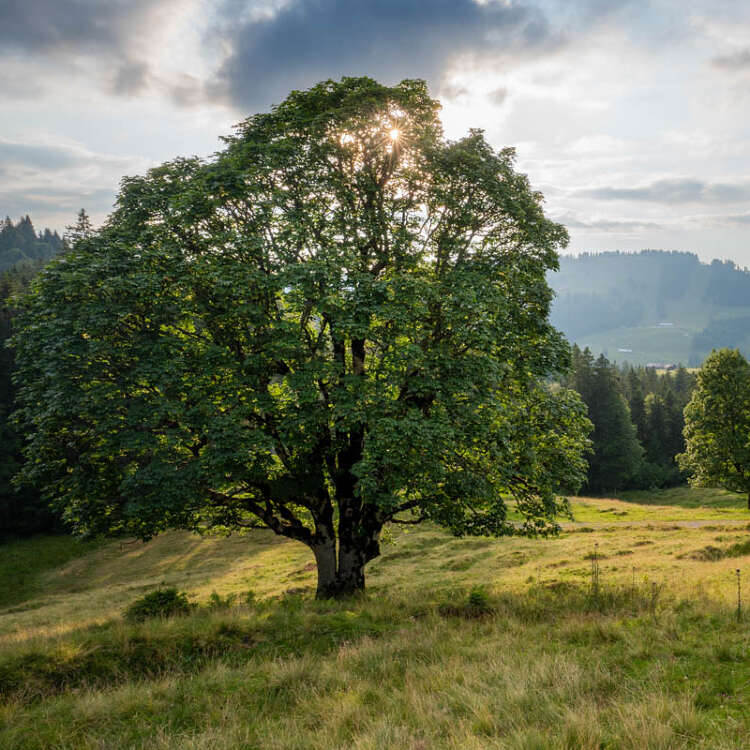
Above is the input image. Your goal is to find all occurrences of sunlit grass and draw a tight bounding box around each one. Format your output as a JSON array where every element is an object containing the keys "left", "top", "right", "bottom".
[
  {"left": 616, "top": 485, "right": 747, "bottom": 509},
  {"left": 567, "top": 494, "right": 749, "bottom": 522},
  {"left": 1, "top": 485, "right": 749, "bottom": 748}
]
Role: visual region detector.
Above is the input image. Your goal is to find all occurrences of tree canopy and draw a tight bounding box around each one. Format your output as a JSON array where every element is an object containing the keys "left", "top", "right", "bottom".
[
  {"left": 13, "top": 77, "right": 590, "bottom": 597},
  {"left": 678, "top": 348, "right": 750, "bottom": 509}
]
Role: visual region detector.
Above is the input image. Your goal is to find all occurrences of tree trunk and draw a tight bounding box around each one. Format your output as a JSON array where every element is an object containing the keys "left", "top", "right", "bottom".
[
  {"left": 747, "top": 491, "right": 750, "bottom": 511},
  {"left": 311, "top": 540, "right": 339, "bottom": 599},
  {"left": 310, "top": 537, "right": 368, "bottom": 599},
  {"left": 336, "top": 545, "right": 366, "bottom": 596}
]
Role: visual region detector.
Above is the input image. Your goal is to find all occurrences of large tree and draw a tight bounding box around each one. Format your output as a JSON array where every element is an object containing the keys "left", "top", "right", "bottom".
[
  {"left": 679, "top": 348, "right": 750, "bottom": 509},
  {"left": 13, "top": 78, "right": 590, "bottom": 597}
]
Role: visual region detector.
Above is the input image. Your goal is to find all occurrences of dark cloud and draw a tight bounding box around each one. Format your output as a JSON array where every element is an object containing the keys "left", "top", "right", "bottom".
[
  {"left": 0, "top": 0, "right": 151, "bottom": 53},
  {"left": 213, "top": 0, "right": 562, "bottom": 110},
  {"left": 579, "top": 178, "right": 750, "bottom": 204},
  {"left": 0, "top": 0, "right": 157, "bottom": 99},
  {"left": 712, "top": 49, "right": 750, "bottom": 71},
  {"left": 111, "top": 61, "right": 150, "bottom": 97}
]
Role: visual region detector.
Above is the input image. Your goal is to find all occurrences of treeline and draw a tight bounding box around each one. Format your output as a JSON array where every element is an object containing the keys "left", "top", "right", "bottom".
[
  {"left": 565, "top": 345, "right": 695, "bottom": 493},
  {"left": 0, "top": 215, "right": 63, "bottom": 272},
  {"left": 0, "top": 217, "right": 68, "bottom": 537}
]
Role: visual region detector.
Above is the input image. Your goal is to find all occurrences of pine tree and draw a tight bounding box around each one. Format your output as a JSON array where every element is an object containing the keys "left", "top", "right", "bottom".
[
  {"left": 17, "top": 215, "right": 37, "bottom": 247},
  {"left": 64, "top": 209, "right": 93, "bottom": 249}
]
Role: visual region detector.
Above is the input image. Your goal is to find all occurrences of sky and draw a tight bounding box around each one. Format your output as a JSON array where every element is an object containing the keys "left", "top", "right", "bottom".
[{"left": 1, "top": 0, "right": 750, "bottom": 263}]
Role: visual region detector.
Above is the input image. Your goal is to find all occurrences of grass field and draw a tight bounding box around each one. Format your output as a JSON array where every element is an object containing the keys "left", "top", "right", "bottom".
[
  {"left": 1, "top": 487, "right": 750, "bottom": 749},
  {"left": 575, "top": 324, "right": 696, "bottom": 367}
]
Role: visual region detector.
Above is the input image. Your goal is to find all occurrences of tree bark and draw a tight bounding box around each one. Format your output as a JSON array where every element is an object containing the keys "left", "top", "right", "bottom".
[
  {"left": 333, "top": 547, "right": 367, "bottom": 597},
  {"left": 311, "top": 539, "right": 339, "bottom": 598},
  {"left": 747, "top": 491, "right": 749, "bottom": 511},
  {"left": 310, "top": 522, "right": 380, "bottom": 599},
  {"left": 312, "top": 539, "right": 367, "bottom": 598}
]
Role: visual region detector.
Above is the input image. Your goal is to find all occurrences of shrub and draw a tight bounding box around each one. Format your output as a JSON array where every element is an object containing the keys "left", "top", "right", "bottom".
[
  {"left": 467, "top": 586, "right": 493, "bottom": 614},
  {"left": 124, "top": 588, "right": 191, "bottom": 622},
  {"left": 725, "top": 539, "right": 750, "bottom": 558}
]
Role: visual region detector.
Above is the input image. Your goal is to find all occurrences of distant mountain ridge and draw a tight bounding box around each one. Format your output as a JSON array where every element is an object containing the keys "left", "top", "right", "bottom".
[{"left": 548, "top": 250, "right": 750, "bottom": 366}]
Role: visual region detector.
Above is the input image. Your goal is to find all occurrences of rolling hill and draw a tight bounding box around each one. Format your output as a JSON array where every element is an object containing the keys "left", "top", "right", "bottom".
[{"left": 549, "top": 250, "right": 750, "bottom": 366}]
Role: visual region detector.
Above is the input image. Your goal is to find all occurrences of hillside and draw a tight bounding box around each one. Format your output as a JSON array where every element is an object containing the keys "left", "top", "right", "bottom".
[
  {"left": 549, "top": 251, "right": 750, "bottom": 366},
  {"left": 2, "top": 489, "right": 750, "bottom": 748}
]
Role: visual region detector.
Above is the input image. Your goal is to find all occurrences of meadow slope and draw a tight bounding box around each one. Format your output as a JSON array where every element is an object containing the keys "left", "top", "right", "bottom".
[{"left": 1, "top": 489, "right": 749, "bottom": 749}]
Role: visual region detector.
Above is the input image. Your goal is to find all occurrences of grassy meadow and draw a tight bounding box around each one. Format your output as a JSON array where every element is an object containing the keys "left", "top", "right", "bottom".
[{"left": 1, "top": 488, "right": 750, "bottom": 749}]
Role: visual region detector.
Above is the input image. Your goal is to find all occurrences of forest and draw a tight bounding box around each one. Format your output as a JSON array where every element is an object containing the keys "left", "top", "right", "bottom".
[
  {"left": 0, "top": 216, "right": 63, "bottom": 273},
  {"left": 0, "top": 216, "right": 65, "bottom": 537},
  {"left": 565, "top": 345, "right": 695, "bottom": 493}
]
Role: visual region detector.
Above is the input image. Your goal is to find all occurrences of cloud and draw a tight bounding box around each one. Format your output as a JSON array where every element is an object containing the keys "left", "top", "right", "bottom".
[
  {"left": 212, "top": 0, "right": 563, "bottom": 110},
  {"left": 557, "top": 214, "right": 663, "bottom": 232},
  {"left": 0, "top": 137, "right": 134, "bottom": 172},
  {"left": 0, "top": 0, "right": 151, "bottom": 54},
  {"left": 711, "top": 213, "right": 750, "bottom": 226},
  {"left": 0, "top": 139, "right": 86, "bottom": 170},
  {"left": 712, "top": 49, "right": 750, "bottom": 70},
  {"left": 488, "top": 86, "right": 508, "bottom": 106},
  {"left": 0, "top": 135, "right": 150, "bottom": 230},
  {"left": 2, "top": 186, "right": 116, "bottom": 213},
  {"left": 578, "top": 178, "right": 750, "bottom": 204},
  {"left": 0, "top": 1, "right": 188, "bottom": 102},
  {"left": 111, "top": 61, "right": 150, "bottom": 97}
]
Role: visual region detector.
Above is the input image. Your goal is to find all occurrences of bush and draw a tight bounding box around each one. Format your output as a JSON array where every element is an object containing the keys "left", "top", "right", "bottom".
[
  {"left": 124, "top": 588, "right": 191, "bottom": 622},
  {"left": 467, "top": 585, "right": 493, "bottom": 614}
]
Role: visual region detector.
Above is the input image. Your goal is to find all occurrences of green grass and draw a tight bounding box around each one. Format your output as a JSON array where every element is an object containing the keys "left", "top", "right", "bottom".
[
  {"left": 616, "top": 486, "right": 748, "bottom": 510},
  {"left": 566, "top": 493, "right": 749, "bottom": 523},
  {"left": 0, "top": 535, "right": 99, "bottom": 609},
  {"left": 575, "top": 325, "right": 696, "bottom": 367},
  {"left": 1, "top": 486, "right": 750, "bottom": 749}
]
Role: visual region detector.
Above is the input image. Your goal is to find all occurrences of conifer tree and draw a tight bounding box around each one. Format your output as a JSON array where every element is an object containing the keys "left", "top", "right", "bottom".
[
  {"left": 64, "top": 209, "right": 93, "bottom": 249},
  {"left": 568, "top": 350, "right": 643, "bottom": 493}
]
